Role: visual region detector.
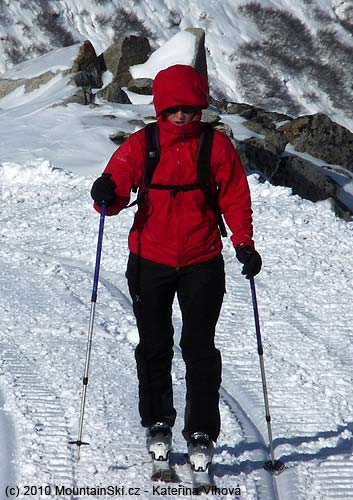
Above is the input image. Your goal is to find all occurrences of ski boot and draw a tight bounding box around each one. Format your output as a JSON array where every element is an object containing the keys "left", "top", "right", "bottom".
[
  {"left": 147, "top": 422, "right": 174, "bottom": 482},
  {"left": 147, "top": 422, "right": 172, "bottom": 461},
  {"left": 187, "top": 432, "right": 214, "bottom": 472}
]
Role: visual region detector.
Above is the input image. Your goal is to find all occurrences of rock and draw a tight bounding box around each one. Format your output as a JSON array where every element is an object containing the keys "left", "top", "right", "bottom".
[
  {"left": 208, "top": 96, "right": 228, "bottom": 113},
  {"left": 99, "top": 83, "right": 131, "bottom": 104},
  {"left": 0, "top": 71, "right": 58, "bottom": 98},
  {"left": 69, "top": 40, "right": 106, "bottom": 105},
  {"left": 201, "top": 109, "right": 221, "bottom": 125},
  {"left": 273, "top": 156, "right": 339, "bottom": 203},
  {"left": 237, "top": 134, "right": 349, "bottom": 218},
  {"left": 215, "top": 122, "right": 234, "bottom": 139},
  {"left": 226, "top": 102, "right": 256, "bottom": 116},
  {"left": 185, "top": 27, "right": 208, "bottom": 79},
  {"left": 127, "top": 78, "right": 153, "bottom": 95},
  {"left": 103, "top": 35, "right": 151, "bottom": 87},
  {"left": 242, "top": 118, "right": 276, "bottom": 135},
  {"left": 262, "top": 130, "right": 289, "bottom": 156},
  {"left": 128, "top": 119, "right": 146, "bottom": 127},
  {"left": 240, "top": 137, "right": 280, "bottom": 178},
  {"left": 279, "top": 113, "right": 353, "bottom": 173},
  {"left": 109, "top": 131, "right": 131, "bottom": 144},
  {"left": 62, "top": 90, "right": 88, "bottom": 106},
  {"left": 144, "top": 115, "right": 157, "bottom": 121},
  {"left": 0, "top": 78, "right": 21, "bottom": 98},
  {"left": 70, "top": 40, "right": 105, "bottom": 89}
]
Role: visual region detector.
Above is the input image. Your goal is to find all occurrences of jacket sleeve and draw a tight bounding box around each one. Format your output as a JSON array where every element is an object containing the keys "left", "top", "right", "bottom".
[
  {"left": 94, "top": 128, "right": 146, "bottom": 215},
  {"left": 212, "top": 131, "right": 254, "bottom": 248}
]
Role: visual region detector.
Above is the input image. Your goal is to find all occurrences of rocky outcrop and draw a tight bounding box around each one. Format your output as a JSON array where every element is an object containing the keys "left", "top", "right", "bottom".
[
  {"left": 127, "top": 78, "right": 153, "bottom": 95},
  {"left": 233, "top": 114, "right": 352, "bottom": 219},
  {"left": 278, "top": 113, "right": 353, "bottom": 173},
  {"left": 209, "top": 98, "right": 291, "bottom": 121},
  {"left": 275, "top": 156, "right": 339, "bottom": 202},
  {"left": 0, "top": 29, "right": 351, "bottom": 220},
  {"left": 185, "top": 27, "right": 208, "bottom": 79},
  {"left": 199, "top": 98, "right": 352, "bottom": 219},
  {"left": 99, "top": 83, "right": 131, "bottom": 104},
  {"left": 239, "top": 136, "right": 339, "bottom": 202},
  {"left": 103, "top": 35, "right": 151, "bottom": 87},
  {"left": 70, "top": 40, "right": 105, "bottom": 89},
  {"left": 98, "top": 35, "right": 151, "bottom": 103},
  {"left": 0, "top": 70, "right": 59, "bottom": 98},
  {"left": 68, "top": 40, "right": 106, "bottom": 104}
]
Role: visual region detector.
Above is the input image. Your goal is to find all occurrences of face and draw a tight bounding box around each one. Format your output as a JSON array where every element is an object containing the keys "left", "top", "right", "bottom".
[{"left": 164, "top": 105, "right": 199, "bottom": 126}]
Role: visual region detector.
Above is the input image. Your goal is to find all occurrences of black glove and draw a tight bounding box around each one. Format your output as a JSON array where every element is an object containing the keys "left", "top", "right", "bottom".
[
  {"left": 91, "top": 173, "right": 116, "bottom": 206},
  {"left": 236, "top": 245, "right": 262, "bottom": 279}
]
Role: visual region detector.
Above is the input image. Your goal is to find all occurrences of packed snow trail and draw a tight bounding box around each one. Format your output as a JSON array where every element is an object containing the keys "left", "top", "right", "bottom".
[
  {"left": 1, "top": 160, "right": 353, "bottom": 499},
  {"left": 0, "top": 161, "right": 277, "bottom": 499},
  {"left": 0, "top": 228, "right": 276, "bottom": 499},
  {"left": 33, "top": 250, "right": 285, "bottom": 499},
  {"left": 0, "top": 160, "right": 294, "bottom": 499},
  {"left": 0, "top": 388, "right": 16, "bottom": 489}
]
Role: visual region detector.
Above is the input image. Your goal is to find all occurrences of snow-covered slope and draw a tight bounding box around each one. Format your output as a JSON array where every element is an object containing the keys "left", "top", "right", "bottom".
[
  {"left": 1, "top": 0, "right": 353, "bottom": 129},
  {"left": 2, "top": 156, "right": 353, "bottom": 500}
]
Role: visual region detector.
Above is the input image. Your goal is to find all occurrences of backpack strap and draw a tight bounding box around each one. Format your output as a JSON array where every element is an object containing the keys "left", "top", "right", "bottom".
[
  {"left": 128, "top": 122, "right": 160, "bottom": 207},
  {"left": 197, "top": 123, "right": 228, "bottom": 237},
  {"left": 129, "top": 122, "right": 227, "bottom": 238},
  {"left": 144, "top": 122, "right": 160, "bottom": 187}
]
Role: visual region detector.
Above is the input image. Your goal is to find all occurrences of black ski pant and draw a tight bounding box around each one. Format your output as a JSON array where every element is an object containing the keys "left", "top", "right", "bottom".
[{"left": 126, "top": 252, "right": 225, "bottom": 442}]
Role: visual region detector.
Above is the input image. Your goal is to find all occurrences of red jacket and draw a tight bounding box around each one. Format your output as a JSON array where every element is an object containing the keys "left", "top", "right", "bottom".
[{"left": 95, "top": 116, "right": 254, "bottom": 268}]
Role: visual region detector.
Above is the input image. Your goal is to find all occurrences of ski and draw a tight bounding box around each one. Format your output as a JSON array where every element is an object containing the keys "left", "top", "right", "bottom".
[
  {"left": 151, "top": 458, "right": 178, "bottom": 483},
  {"left": 183, "top": 452, "right": 214, "bottom": 495},
  {"left": 190, "top": 467, "right": 214, "bottom": 495}
]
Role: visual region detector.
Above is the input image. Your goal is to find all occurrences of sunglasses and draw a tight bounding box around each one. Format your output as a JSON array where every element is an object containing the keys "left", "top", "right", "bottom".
[{"left": 165, "top": 106, "right": 199, "bottom": 115}]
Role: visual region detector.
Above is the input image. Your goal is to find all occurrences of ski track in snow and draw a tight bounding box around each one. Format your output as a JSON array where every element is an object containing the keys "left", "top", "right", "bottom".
[
  {"left": 1, "top": 161, "right": 353, "bottom": 499},
  {"left": 9, "top": 244, "right": 282, "bottom": 500}
]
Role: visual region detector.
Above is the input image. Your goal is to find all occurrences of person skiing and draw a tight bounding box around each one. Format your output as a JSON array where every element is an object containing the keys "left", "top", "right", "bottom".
[{"left": 90, "top": 64, "right": 262, "bottom": 475}]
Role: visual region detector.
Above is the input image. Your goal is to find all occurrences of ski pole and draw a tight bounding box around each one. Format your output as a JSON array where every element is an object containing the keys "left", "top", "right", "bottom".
[
  {"left": 69, "top": 203, "right": 107, "bottom": 460},
  {"left": 249, "top": 276, "right": 284, "bottom": 474}
]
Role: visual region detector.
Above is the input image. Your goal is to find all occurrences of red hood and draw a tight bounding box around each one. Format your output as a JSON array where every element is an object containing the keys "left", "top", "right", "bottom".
[{"left": 152, "top": 64, "right": 209, "bottom": 115}]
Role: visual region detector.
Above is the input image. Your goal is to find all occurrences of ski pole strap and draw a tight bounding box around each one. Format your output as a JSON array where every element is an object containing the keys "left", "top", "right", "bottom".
[{"left": 91, "top": 203, "right": 106, "bottom": 302}]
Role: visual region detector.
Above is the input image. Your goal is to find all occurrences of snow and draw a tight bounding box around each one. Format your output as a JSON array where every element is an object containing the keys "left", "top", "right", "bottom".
[
  {"left": 130, "top": 31, "right": 196, "bottom": 80},
  {"left": 1, "top": 5, "right": 353, "bottom": 500},
  {"left": 2, "top": 44, "right": 81, "bottom": 80}
]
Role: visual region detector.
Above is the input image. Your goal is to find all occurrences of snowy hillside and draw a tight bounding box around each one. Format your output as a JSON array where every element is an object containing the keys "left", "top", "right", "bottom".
[
  {"left": 1, "top": 0, "right": 353, "bottom": 129},
  {"left": 1, "top": 2, "right": 353, "bottom": 500}
]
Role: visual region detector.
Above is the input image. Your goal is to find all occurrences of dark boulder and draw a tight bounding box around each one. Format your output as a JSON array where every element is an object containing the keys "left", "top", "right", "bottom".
[
  {"left": 127, "top": 78, "right": 153, "bottom": 95},
  {"left": 238, "top": 134, "right": 347, "bottom": 218},
  {"left": 71, "top": 40, "right": 104, "bottom": 89},
  {"left": 273, "top": 156, "right": 339, "bottom": 202},
  {"left": 279, "top": 113, "right": 353, "bottom": 174},
  {"left": 109, "top": 131, "right": 132, "bottom": 144},
  {"left": 99, "top": 83, "right": 131, "bottom": 104},
  {"left": 103, "top": 35, "right": 151, "bottom": 87}
]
